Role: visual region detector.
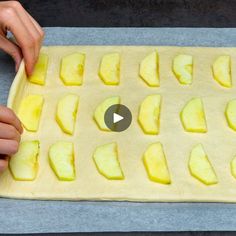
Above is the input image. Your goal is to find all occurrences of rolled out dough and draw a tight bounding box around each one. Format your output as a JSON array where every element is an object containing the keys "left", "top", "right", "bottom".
[{"left": 3, "top": 45, "right": 236, "bottom": 202}]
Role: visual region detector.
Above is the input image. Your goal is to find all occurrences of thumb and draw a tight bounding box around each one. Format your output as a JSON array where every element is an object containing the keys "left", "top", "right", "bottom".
[{"left": 0, "top": 35, "right": 22, "bottom": 71}]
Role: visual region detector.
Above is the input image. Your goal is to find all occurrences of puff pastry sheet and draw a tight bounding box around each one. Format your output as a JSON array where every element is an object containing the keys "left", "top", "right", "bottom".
[{"left": 2, "top": 45, "right": 236, "bottom": 202}]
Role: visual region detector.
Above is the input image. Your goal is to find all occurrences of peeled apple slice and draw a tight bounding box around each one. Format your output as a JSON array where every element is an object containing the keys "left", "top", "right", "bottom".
[
  {"left": 172, "top": 54, "right": 193, "bottom": 85},
  {"left": 60, "top": 53, "right": 85, "bottom": 85},
  {"left": 139, "top": 51, "right": 159, "bottom": 87},
  {"left": 180, "top": 98, "right": 207, "bottom": 133},
  {"left": 18, "top": 94, "right": 44, "bottom": 132},
  {"left": 225, "top": 99, "right": 236, "bottom": 131},
  {"left": 99, "top": 53, "right": 120, "bottom": 85},
  {"left": 143, "top": 142, "right": 171, "bottom": 184},
  {"left": 138, "top": 94, "right": 161, "bottom": 135},
  {"left": 9, "top": 141, "right": 39, "bottom": 181},
  {"left": 28, "top": 53, "right": 49, "bottom": 85},
  {"left": 56, "top": 94, "right": 79, "bottom": 135},
  {"left": 212, "top": 55, "right": 232, "bottom": 88},
  {"left": 93, "top": 142, "right": 124, "bottom": 180},
  {"left": 49, "top": 141, "right": 75, "bottom": 181},
  {"left": 94, "top": 96, "right": 120, "bottom": 131},
  {"left": 189, "top": 144, "right": 218, "bottom": 185}
]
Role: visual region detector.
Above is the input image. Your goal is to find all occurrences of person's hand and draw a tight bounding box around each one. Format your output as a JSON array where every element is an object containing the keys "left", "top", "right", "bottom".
[
  {"left": 0, "top": 105, "right": 23, "bottom": 171},
  {"left": 0, "top": 1, "right": 44, "bottom": 75}
]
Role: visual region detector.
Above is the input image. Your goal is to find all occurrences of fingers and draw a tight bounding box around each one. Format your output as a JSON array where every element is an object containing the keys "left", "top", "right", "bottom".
[
  {"left": 8, "top": 2, "right": 43, "bottom": 65},
  {"left": 27, "top": 13, "right": 44, "bottom": 39},
  {"left": 0, "top": 1, "right": 44, "bottom": 75},
  {"left": 0, "top": 105, "right": 23, "bottom": 134},
  {"left": 0, "top": 34, "right": 22, "bottom": 71},
  {"left": 0, "top": 139, "right": 19, "bottom": 156},
  {"left": 0, "top": 4, "right": 34, "bottom": 75},
  {"left": 0, "top": 105, "right": 23, "bottom": 164},
  {"left": 7, "top": 14, "right": 36, "bottom": 75},
  {"left": 0, "top": 123, "right": 21, "bottom": 142}
]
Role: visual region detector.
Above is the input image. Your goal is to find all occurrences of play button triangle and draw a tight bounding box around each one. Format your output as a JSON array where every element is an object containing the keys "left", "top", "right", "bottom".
[{"left": 113, "top": 113, "right": 124, "bottom": 123}]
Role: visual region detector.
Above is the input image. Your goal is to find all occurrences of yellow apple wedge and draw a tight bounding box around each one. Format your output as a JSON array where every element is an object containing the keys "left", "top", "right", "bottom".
[
  {"left": 56, "top": 94, "right": 79, "bottom": 135},
  {"left": 28, "top": 53, "right": 49, "bottom": 85},
  {"left": 93, "top": 142, "right": 124, "bottom": 180},
  {"left": 99, "top": 53, "right": 120, "bottom": 85},
  {"left": 49, "top": 141, "right": 75, "bottom": 181},
  {"left": 139, "top": 51, "right": 159, "bottom": 87},
  {"left": 212, "top": 55, "right": 232, "bottom": 88},
  {"left": 143, "top": 142, "right": 171, "bottom": 184},
  {"left": 180, "top": 98, "right": 207, "bottom": 133},
  {"left": 225, "top": 99, "right": 236, "bottom": 131},
  {"left": 9, "top": 141, "right": 39, "bottom": 181},
  {"left": 173, "top": 54, "right": 193, "bottom": 85},
  {"left": 60, "top": 53, "right": 85, "bottom": 85},
  {"left": 138, "top": 94, "right": 161, "bottom": 135},
  {"left": 94, "top": 96, "right": 120, "bottom": 131},
  {"left": 189, "top": 144, "right": 218, "bottom": 185},
  {"left": 230, "top": 156, "right": 236, "bottom": 179},
  {"left": 18, "top": 94, "right": 44, "bottom": 132}
]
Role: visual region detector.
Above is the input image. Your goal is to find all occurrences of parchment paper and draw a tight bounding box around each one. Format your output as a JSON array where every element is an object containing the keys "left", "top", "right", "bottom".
[
  {"left": 3, "top": 44, "right": 236, "bottom": 202},
  {"left": 1, "top": 28, "right": 236, "bottom": 233}
]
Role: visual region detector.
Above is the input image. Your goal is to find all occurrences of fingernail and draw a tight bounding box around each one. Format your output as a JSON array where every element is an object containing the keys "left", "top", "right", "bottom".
[{"left": 26, "top": 67, "right": 32, "bottom": 76}]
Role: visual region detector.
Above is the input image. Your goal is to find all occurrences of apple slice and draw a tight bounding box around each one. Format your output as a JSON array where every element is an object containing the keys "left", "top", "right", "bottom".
[
  {"left": 189, "top": 144, "right": 218, "bottom": 185},
  {"left": 49, "top": 141, "right": 75, "bottom": 181},
  {"left": 99, "top": 53, "right": 120, "bottom": 85},
  {"left": 172, "top": 54, "right": 193, "bottom": 85},
  {"left": 60, "top": 53, "right": 85, "bottom": 86},
  {"left": 28, "top": 53, "right": 49, "bottom": 85},
  {"left": 9, "top": 141, "right": 39, "bottom": 181},
  {"left": 139, "top": 51, "right": 159, "bottom": 87},
  {"left": 212, "top": 55, "right": 232, "bottom": 88},
  {"left": 138, "top": 94, "right": 161, "bottom": 135},
  {"left": 225, "top": 99, "right": 236, "bottom": 131},
  {"left": 93, "top": 142, "right": 124, "bottom": 180},
  {"left": 180, "top": 98, "right": 207, "bottom": 133},
  {"left": 230, "top": 156, "right": 236, "bottom": 179},
  {"left": 94, "top": 96, "right": 120, "bottom": 131},
  {"left": 18, "top": 94, "right": 44, "bottom": 132},
  {"left": 143, "top": 142, "right": 171, "bottom": 184},
  {"left": 56, "top": 94, "right": 79, "bottom": 135}
]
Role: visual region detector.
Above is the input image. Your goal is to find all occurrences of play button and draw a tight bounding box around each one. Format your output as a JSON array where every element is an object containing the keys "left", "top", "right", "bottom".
[
  {"left": 113, "top": 113, "right": 124, "bottom": 123},
  {"left": 104, "top": 104, "right": 132, "bottom": 132}
]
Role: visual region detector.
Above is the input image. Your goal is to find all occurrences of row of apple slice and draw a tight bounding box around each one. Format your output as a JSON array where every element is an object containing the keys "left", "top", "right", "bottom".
[
  {"left": 28, "top": 52, "right": 119, "bottom": 86},
  {"left": 17, "top": 93, "right": 236, "bottom": 135},
  {"left": 11, "top": 140, "right": 236, "bottom": 186},
  {"left": 28, "top": 53, "right": 85, "bottom": 86},
  {"left": 17, "top": 94, "right": 159, "bottom": 134},
  {"left": 9, "top": 141, "right": 123, "bottom": 181},
  {"left": 29, "top": 52, "right": 232, "bottom": 88},
  {"left": 141, "top": 52, "right": 232, "bottom": 87},
  {"left": 95, "top": 95, "right": 236, "bottom": 134},
  {"left": 92, "top": 94, "right": 162, "bottom": 134},
  {"left": 17, "top": 94, "right": 79, "bottom": 134},
  {"left": 10, "top": 141, "right": 75, "bottom": 181},
  {"left": 29, "top": 52, "right": 121, "bottom": 86},
  {"left": 182, "top": 97, "right": 236, "bottom": 133}
]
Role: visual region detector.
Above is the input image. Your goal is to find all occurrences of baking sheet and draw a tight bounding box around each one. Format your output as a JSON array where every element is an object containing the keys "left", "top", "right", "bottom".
[
  {"left": 4, "top": 44, "right": 236, "bottom": 202},
  {"left": 0, "top": 28, "right": 236, "bottom": 233}
]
